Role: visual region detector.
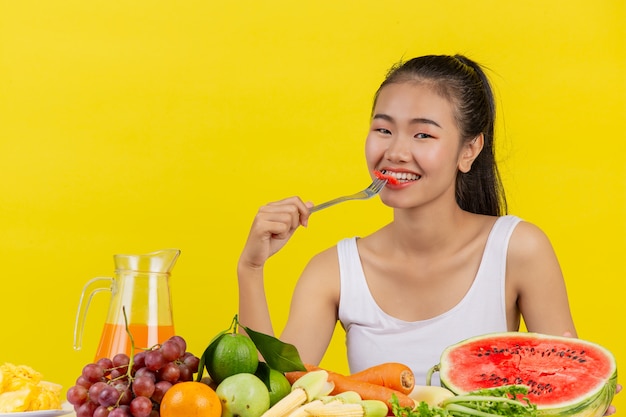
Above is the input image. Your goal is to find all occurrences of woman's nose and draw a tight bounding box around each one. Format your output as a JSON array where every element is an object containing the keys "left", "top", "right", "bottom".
[{"left": 385, "top": 136, "right": 412, "bottom": 162}]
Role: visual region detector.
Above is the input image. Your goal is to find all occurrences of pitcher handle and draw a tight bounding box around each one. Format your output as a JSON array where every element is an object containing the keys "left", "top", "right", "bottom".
[{"left": 73, "top": 276, "right": 114, "bottom": 351}]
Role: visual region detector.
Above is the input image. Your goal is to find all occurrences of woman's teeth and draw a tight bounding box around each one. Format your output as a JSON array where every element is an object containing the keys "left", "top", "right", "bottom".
[{"left": 381, "top": 170, "right": 421, "bottom": 182}]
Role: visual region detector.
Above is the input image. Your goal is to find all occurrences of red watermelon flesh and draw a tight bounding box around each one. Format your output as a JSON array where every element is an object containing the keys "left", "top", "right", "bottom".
[{"left": 435, "top": 332, "right": 617, "bottom": 417}]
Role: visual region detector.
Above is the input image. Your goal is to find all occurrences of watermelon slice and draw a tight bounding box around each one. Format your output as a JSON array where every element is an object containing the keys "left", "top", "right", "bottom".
[
  {"left": 429, "top": 332, "right": 617, "bottom": 417},
  {"left": 373, "top": 170, "right": 399, "bottom": 185}
]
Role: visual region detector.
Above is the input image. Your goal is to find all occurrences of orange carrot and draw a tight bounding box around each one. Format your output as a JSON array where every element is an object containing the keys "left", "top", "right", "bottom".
[
  {"left": 285, "top": 364, "right": 415, "bottom": 411},
  {"left": 284, "top": 370, "right": 308, "bottom": 385},
  {"left": 347, "top": 362, "right": 415, "bottom": 395}
]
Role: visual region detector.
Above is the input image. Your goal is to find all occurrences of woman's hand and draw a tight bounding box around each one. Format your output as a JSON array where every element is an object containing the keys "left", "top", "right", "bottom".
[
  {"left": 604, "top": 384, "right": 621, "bottom": 416},
  {"left": 239, "top": 196, "right": 312, "bottom": 270}
]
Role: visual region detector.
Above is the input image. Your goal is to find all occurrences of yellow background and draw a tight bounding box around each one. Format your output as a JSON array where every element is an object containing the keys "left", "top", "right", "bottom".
[{"left": 1, "top": 0, "right": 624, "bottom": 411}]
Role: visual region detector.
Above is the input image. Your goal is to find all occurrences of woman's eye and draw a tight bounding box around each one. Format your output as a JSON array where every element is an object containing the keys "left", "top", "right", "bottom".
[
  {"left": 415, "top": 132, "right": 433, "bottom": 139},
  {"left": 376, "top": 128, "right": 392, "bottom": 135}
]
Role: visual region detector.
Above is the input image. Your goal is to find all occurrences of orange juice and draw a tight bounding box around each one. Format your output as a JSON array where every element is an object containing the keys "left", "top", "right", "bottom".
[{"left": 94, "top": 323, "right": 175, "bottom": 360}]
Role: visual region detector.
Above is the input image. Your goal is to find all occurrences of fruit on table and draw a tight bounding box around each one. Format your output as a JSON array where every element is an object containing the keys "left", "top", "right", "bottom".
[
  {"left": 430, "top": 332, "right": 618, "bottom": 417},
  {"left": 206, "top": 333, "right": 259, "bottom": 385},
  {"left": 0, "top": 363, "right": 62, "bottom": 412},
  {"left": 285, "top": 364, "right": 415, "bottom": 411},
  {"left": 160, "top": 381, "right": 221, "bottom": 417},
  {"left": 344, "top": 362, "right": 415, "bottom": 395},
  {"left": 265, "top": 368, "right": 291, "bottom": 407},
  {"left": 262, "top": 370, "right": 334, "bottom": 417},
  {"left": 263, "top": 371, "right": 388, "bottom": 417},
  {"left": 216, "top": 373, "right": 270, "bottom": 417},
  {"left": 66, "top": 334, "right": 201, "bottom": 417}
]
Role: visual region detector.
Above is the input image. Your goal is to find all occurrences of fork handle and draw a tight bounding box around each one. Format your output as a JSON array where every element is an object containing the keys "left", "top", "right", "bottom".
[{"left": 309, "top": 196, "right": 353, "bottom": 213}]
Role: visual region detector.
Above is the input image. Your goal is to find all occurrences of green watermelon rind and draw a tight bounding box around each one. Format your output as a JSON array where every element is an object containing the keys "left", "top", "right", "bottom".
[{"left": 436, "top": 332, "right": 617, "bottom": 417}]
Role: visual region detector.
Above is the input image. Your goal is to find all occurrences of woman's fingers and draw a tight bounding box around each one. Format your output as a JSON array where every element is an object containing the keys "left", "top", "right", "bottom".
[
  {"left": 242, "top": 197, "right": 311, "bottom": 266},
  {"left": 263, "top": 197, "right": 311, "bottom": 228}
]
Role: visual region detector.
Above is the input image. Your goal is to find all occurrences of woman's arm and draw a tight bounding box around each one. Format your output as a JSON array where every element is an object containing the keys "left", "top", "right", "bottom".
[
  {"left": 279, "top": 247, "right": 341, "bottom": 365},
  {"left": 237, "top": 196, "right": 312, "bottom": 336},
  {"left": 506, "top": 221, "right": 577, "bottom": 336}
]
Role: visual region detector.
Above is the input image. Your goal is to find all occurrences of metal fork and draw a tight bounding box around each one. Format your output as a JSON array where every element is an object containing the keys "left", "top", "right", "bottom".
[{"left": 309, "top": 177, "right": 387, "bottom": 213}]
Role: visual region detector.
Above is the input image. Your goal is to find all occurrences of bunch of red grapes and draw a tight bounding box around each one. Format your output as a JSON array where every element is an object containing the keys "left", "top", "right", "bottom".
[{"left": 66, "top": 335, "right": 200, "bottom": 417}]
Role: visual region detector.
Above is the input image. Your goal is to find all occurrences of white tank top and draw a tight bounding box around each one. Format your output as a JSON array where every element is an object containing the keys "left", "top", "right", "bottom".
[{"left": 337, "top": 215, "right": 521, "bottom": 386}]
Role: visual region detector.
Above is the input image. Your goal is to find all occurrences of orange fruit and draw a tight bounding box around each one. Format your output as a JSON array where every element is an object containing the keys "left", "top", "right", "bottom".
[{"left": 160, "top": 381, "right": 221, "bottom": 417}]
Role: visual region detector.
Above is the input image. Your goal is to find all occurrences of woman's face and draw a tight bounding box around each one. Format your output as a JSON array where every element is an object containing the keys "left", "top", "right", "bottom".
[{"left": 365, "top": 81, "right": 468, "bottom": 210}]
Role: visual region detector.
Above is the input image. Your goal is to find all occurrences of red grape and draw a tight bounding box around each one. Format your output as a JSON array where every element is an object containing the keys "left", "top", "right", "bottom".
[
  {"left": 183, "top": 353, "right": 200, "bottom": 372},
  {"left": 98, "top": 384, "right": 121, "bottom": 407},
  {"left": 160, "top": 340, "right": 182, "bottom": 362},
  {"left": 68, "top": 335, "right": 197, "bottom": 417},
  {"left": 109, "top": 406, "right": 132, "bottom": 417},
  {"left": 144, "top": 349, "right": 165, "bottom": 371},
  {"left": 168, "top": 335, "right": 186, "bottom": 353},
  {"left": 67, "top": 385, "right": 89, "bottom": 406},
  {"left": 157, "top": 362, "right": 180, "bottom": 383},
  {"left": 94, "top": 405, "right": 111, "bottom": 417},
  {"left": 151, "top": 381, "right": 172, "bottom": 403},
  {"left": 83, "top": 363, "right": 105, "bottom": 382},
  {"left": 112, "top": 353, "right": 130, "bottom": 373},
  {"left": 132, "top": 375, "right": 156, "bottom": 398},
  {"left": 130, "top": 396, "right": 153, "bottom": 417},
  {"left": 88, "top": 381, "right": 109, "bottom": 404},
  {"left": 76, "top": 401, "right": 97, "bottom": 417},
  {"left": 134, "top": 367, "right": 156, "bottom": 381},
  {"left": 132, "top": 351, "right": 146, "bottom": 372},
  {"left": 177, "top": 364, "right": 192, "bottom": 382}
]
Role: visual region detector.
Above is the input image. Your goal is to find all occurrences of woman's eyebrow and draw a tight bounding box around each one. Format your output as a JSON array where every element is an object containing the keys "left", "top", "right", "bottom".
[{"left": 372, "top": 113, "right": 441, "bottom": 128}]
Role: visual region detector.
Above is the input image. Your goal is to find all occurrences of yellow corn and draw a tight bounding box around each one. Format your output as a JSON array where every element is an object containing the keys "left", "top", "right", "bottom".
[
  {"left": 262, "top": 370, "right": 332, "bottom": 417},
  {"left": 262, "top": 388, "right": 308, "bottom": 417},
  {"left": 320, "top": 391, "right": 362, "bottom": 404},
  {"left": 285, "top": 399, "right": 324, "bottom": 417},
  {"left": 305, "top": 403, "right": 364, "bottom": 417},
  {"left": 304, "top": 400, "right": 387, "bottom": 417}
]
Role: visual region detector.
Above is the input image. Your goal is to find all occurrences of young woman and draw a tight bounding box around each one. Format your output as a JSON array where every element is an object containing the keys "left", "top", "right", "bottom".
[{"left": 237, "top": 54, "right": 577, "bottom": 386}]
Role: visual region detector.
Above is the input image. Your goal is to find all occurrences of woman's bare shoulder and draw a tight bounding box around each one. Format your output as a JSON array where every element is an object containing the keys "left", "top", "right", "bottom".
[
  {"left": 300, "top": 242, "right": 343, "bottom": 280},
  {"left": 508, "top": 220, "right": 556, "bottom": 261},
  {"left": 506, "top": 219, "right": 562, "bottom": 293}
]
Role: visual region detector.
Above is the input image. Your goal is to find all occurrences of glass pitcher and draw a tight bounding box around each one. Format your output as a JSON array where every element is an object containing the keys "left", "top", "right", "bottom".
[{"left": 73, "top": 249, "right": 180, "bottom": 360}]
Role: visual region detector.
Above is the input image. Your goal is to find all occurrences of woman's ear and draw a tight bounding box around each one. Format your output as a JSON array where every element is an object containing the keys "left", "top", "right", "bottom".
[{"left": 458, "top": 133, "right": 484, "bottom": 173}]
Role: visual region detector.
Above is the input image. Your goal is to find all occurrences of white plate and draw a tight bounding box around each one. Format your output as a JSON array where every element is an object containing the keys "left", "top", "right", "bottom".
[
  {"left": 0, "top": 403, "right": 73, "bottom": 417},
  {"left": 0, "top": 411, "right": 72, "bottom": 417}
]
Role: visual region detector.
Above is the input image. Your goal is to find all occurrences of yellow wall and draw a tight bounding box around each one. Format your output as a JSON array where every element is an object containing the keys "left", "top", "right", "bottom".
[{"left": 1, "top": 0, "right": 623, "bottom": 410}]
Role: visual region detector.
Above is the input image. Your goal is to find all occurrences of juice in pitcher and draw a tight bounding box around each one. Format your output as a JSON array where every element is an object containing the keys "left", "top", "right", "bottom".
[
  {"left": 95, "top": 323, "right": 176, "bottom": 360},
  {"left": 74, "top": 249, "right": 180, "bottom": 361}
]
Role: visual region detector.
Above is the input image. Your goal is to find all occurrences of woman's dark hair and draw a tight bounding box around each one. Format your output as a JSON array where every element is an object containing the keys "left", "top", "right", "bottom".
[{"left": 373, "top": 54, "right": 507, "bottom": 216}]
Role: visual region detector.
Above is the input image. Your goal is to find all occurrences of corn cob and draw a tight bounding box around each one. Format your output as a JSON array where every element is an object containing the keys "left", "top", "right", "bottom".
[
  {"left": 262, "top": 370, "right": 333, "bottom": 417},
  {"left": 285, "top": 399, "right": 324, "bottom": 417},
  {"left": 304, "top": 399, "right": 388, "bottom": 417},
  {"left": 320, "top": 390, "right": 362, "bottom": 404}
]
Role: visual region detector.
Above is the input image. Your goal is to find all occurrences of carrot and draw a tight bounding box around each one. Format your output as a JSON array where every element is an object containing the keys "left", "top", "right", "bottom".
[
  {"left": 285, "top": 364, "right": 415, "bottom": 411},
  {"left": 347, "top": 362, "right": 415, "bottom": 395},
  {"left": 284, "top": 369, "right": 308, "bottom": 385}
]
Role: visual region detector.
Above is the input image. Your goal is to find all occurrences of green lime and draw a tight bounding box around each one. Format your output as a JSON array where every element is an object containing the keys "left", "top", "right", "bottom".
[
  {"left": 207, "top": 333, "right": 259, "bottom": 385},
  {"left": 267, "top": 368, "right": 292, "bottom": 407}
]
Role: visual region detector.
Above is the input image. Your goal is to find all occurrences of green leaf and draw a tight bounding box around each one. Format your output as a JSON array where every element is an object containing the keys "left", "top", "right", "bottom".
[
  {"left": 255, "top": 361, "right": 272, "bottom": 389},
  {"left": 195, "top": 316, "right": 237, "bottom": 382},
  {"left": 241, "top": 324, "right": 306, "bottom": 372}
]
